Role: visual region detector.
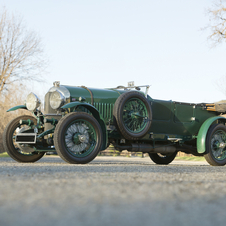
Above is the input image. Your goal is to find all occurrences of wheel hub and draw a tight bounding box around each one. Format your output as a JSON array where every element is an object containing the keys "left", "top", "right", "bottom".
[
  {"left": 130, "top": 112, "right": 139, "bottom": 119},
  {"left": 73, "top": 132, "right": 88, "bottom": 144},
  {"left": 73, "top": 132, "right": 81, "bottom": 144},
  {"left": 78, "top": 134, "right": 87, "bottom": 143},
  {"left": 65, "top": 123, "right": 90, "bottom": 153},
  {"left": 130, "top": 112, "right": 145, "bottom": 119},
  {"left": 219, "top": 142, "right": 226, "bottom": 148}
]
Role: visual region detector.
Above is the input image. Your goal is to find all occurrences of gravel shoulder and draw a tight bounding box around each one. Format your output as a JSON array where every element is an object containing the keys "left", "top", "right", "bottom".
[{"left": 0, "top": 155, "right": 225, "bottom": 226}]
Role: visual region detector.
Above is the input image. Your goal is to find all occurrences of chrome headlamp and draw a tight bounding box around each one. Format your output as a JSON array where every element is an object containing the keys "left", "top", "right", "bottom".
[
  {"left": 50, "top": 90, "right": 66, "bottom": 110},
  {"left": 26, "top": 92, "right": 41, "bottom": 111}
]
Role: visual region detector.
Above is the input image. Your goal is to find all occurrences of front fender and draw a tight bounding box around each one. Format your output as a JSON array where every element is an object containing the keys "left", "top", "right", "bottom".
[
  {"left": 7, "top": 105, "right": 27, "bottom": 112},
  {"left": 61, "top": 102, "right": 98, "bottom": 116},
  {"left": 197, "top": 116, "right": 226, "bottom": 153},
  {"left": 61, "top": 102, "right": 108, "bottom": 150}
]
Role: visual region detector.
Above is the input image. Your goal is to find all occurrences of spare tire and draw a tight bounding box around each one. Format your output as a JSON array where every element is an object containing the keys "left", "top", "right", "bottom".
[{"left": 113, "top": 91, "right": 152, "bottom": 140}]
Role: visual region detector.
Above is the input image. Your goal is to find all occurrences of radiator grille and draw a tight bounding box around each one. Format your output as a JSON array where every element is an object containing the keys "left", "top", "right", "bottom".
[
  {"left": 44, "top": 92, "right": 114, "bottom": 128},
  {"left": 93, "top": 102, "right": 114, "bottom": 123},
  {"left": 44, "top": 92, "right": 62, "bottom": 131},
  {"left": 44, "top": 92, "right": 56, "bottom": 115}
]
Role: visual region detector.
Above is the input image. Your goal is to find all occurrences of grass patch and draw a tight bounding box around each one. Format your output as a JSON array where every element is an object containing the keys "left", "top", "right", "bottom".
[
  {"left": 0, "top": 152, "right": 9, "bottom": 158},
  {"left": 176, "top": 156, "right": 205, "bottom": 161}
]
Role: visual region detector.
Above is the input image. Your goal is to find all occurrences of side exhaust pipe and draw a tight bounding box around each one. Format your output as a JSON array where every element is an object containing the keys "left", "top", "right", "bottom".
[
  {"left": 131, "top": 144, "right": 176, "bottom": 153},
  {"left": 115, "top": 144, "right": 176, "bottom": 154}
]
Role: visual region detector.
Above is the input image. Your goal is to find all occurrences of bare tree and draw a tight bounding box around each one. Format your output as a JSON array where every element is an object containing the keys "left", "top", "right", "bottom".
[
  {"left": 0, "top": 82, "right": 33, "bottom": 153},
  {"left": 204, "top": 0, "right": 226, "bottom": 46},
  {"left": 203, "top": 1, "right": 226, "bottom": 99},
  {"left": 0, "top": 8, "right": 46, "bottom": 93}
]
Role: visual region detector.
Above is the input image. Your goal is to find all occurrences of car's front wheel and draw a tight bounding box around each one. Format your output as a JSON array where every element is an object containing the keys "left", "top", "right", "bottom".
[
  {"left": 3, "top": 115, "right": 45, "bottom": 163},
  {"left": 54, "top": 112, "right": 103, "bottom": 164}
]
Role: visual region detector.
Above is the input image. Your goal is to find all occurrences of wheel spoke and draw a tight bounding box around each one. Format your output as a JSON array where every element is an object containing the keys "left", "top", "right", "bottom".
[
  {"left": 211, "top": 130, "right": 226, "bottom": 160},
  {"left": 64, "top": 119, "right": 96, "bottom": 157},
  {"left": 122, "top": 98, "right": 148, "bottom": 133}
]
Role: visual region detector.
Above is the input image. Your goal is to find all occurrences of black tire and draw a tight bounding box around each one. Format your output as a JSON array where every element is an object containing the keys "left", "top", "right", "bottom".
[
  {"left": 113, "top": 91, "right": 152, "bottom": 140},
  {"left": 149, "top": 152, "right": 177, "bottom": 165},
  {"left": 3, "top": 115, "right": 45, "bottom": 163},
  {"left": 204, "top": 124, "right": 226, "bottom": 166},
  {"left": 54, "top": 112, "right": 103, "bottom": 164}
]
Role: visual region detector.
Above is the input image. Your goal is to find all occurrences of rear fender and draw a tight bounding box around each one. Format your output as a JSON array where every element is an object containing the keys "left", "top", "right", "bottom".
[
  {"left": 197, "top": 116, "right": 226, "bottom": 153},
  {"left": 61, "top": 102, "right": 108, "bottom": 150}
]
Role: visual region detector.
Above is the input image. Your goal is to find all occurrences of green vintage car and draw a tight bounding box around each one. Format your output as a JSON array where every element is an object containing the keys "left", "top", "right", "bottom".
[{"left": 3, "top": 81, "right": 226, "bottom": 166}]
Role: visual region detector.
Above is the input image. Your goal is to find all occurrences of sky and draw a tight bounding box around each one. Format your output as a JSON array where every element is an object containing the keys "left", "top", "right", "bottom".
[{"left": 2, "top": 0, "right": 226, "bottom": 103}]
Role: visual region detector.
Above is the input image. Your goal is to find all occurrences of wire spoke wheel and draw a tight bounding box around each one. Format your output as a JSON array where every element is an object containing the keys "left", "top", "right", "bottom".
[
  {"left": 54, "top": 112, "right": 103, "bottom": 164},
  {"left": 210, "top": 130, "right": 226, "bottom": 160},
  {"left": 123, "top": 98, "right": 149, "bottom": 133},
  {"left": 113, "top": 91, "right": 152, "bottom": 140},
  {"left": 64, "top": 120, "right": 97, "bottom": 158},
  {"left": 205, "top": 124, "right": 226, "bottom": 166}
]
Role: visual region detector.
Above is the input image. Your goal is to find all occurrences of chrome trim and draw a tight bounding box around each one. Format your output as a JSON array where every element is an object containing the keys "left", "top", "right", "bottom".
[
  {"left": 44, "top": 114, "right": 62, "bottom": 116},
  {"left": 26, "top": 92, "right": 41, "bottom": 111},
  {"left": 48, "top": 85, "right": 70, "bottom": 99},
  {"left": 50, "top": 90, "right": 66, "bottom": 109},
  {"left": 15, "top": 133, "right": 37, "bottom": 144}
]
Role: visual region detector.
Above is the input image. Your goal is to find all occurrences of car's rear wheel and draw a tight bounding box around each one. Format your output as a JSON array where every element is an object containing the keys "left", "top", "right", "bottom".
[
  {"left": 113, "top": 91, "right": 152, "bottom": 140},
  {"left": 149, "top": 152, "right": 177, "bottom": 165},
  {"left": 204, "top": 124, "right": 226, "bottom": 166},
  {"left": 3, "top": 115, "right": 45, "bottom": 163},
  {"left": 54, "top": 112, "right": 103, "bottom": 164}
]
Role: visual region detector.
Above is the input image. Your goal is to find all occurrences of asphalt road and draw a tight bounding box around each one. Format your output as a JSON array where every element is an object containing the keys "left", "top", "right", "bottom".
[{"left": 0, "top": 155, "right": 226, "bottom": 226}]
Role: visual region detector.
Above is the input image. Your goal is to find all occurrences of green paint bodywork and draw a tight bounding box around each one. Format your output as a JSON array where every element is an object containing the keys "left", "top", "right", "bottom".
[
  {"left": 7, "top": 105, "right": 27, "bottom": 112},
  {"left": 60, "top": 86, "right": 223, "bottom": 153},
  {"left": 62, "top": 102, "right": 94, "bottom": 110},
  {"left": 65, "top": 86, "right": 126, "bottom": 105},
  {"left": 149, "top": 98, "right": 218, "bottom": 137},
  {"left": 196, "top": 116, "right": 226, "bottom": 153},
  {"left": 7, "top": 84, "right": 226, "bottom": 156}
]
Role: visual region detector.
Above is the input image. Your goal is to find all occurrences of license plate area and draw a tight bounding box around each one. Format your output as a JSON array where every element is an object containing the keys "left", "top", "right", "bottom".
[{"left": 15, "top": 133, "right": 37, "bottom": 144}]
